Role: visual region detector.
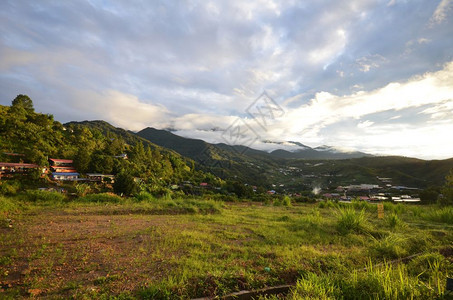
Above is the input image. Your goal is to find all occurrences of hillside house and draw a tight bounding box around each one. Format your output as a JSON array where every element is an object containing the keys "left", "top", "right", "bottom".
[
  {"left": 52, "top": 172, "right": 79, "bottom": 181},
  {"left": 0, "top": 162, "right": 40, "bottom": 178},
  {"left": 49, "top": 158, "right": 78, "bottom": 174},
  {"left": 49, "top": 158, "right": 73, "bottom": 167},
  {"left": 86, "top": 173, "right": 115, "bottom": 183}
]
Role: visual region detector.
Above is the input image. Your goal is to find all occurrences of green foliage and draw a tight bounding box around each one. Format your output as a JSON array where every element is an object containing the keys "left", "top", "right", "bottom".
[
  {"left": 11, "top": 94, "right": 34, "bottom": 112},
  {"left": 0, "top": 181, "right": 21, "bottom": 196},
  {"left": 290, "top": 259, "right": 449, "bottom": 299},
  {"left": 79, "top": 193, "right": 122, "bottom": 203},
  {"left": 113, "top": 172, "right": 138, "bottom": 196},
  {"left": 134, "top": 191, "right": 156, "bottom": 202},
  {"left": 289, "top": 272, "right": 338, "bottom": 299},
  {"left": 439, "top": 169, "right": 453, "bottom": 205},
  {"left": 0, "top": 195, "right": 19, "bottom": 214},
  {"left": 420, "top": 187, "right": 440, "bottom": 204},
  {"left": 75, "top": 183, "right": 91, "bottom": 197},
  {"left": 25, "top": 190, "right": 66, "bottom": 203},
  {"left": 422, "top": 206, "right": 453, "bottom": 224},
  {"left": 368, "top": 234, "right": 408, "bottom": 259},
  {"left": 385, "top": 213, "right": 406, "bottom": 229},
  {"left": 335, "top": 207, "right": 368, "bottom": 235}
]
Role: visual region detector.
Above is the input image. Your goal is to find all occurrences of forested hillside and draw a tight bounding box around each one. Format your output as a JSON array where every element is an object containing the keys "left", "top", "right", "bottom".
[{"left": 0, "top": 95, "right": 213, "bottom": 189}]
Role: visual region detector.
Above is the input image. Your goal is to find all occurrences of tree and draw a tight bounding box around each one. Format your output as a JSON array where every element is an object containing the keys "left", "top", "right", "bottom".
[
  {"left": 11, "top": 94, "right": 34, "bottom": 113},
  {"left": 113, "top": 171, "right": 137, "bottom": 196},
  {"left": 439, "top": 170, "right": 453, "bottom": 206},
  {"left": 419, "top": 186, "right": 440, "bottom": 204}
]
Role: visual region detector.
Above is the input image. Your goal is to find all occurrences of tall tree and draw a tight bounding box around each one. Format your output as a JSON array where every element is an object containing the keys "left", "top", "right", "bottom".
[{"left": 11, "top": 94, "right": 34, "bottom": 113}]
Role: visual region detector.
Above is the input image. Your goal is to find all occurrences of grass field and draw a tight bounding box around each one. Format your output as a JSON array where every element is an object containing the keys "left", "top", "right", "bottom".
[{"left": 1, "top": 194, "right": 452, "bottom": 299}]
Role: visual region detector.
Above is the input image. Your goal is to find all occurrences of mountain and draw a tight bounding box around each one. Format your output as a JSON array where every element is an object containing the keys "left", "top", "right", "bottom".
[
  {"left": 135, "top": 127, "right": 453, "bottom": 189},
  {"left": 136, "top": 127, "right": 278, "bottom": 185},
  {"left": 269, "top": 146, "right": 372, "bottom": 160}
]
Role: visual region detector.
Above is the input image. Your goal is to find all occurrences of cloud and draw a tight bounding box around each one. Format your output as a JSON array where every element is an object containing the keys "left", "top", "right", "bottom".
[
  {"left": 430, "top": 0, "right": 453, "bottom": 25},
  {"left": 67, "top": 89, "right": 172, "bottom": 131},
  {"left": 1, "top": 1, "right": 453, "bottom": 159}
]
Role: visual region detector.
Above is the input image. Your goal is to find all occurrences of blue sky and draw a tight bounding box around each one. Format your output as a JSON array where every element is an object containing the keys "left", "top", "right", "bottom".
[{"left": 1, "top": 0, "right": 453, "bottom": 159}]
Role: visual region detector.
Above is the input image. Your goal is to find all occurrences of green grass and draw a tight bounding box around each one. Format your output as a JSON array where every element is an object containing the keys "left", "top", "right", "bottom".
[{"left": 0, "top": 197, "right": 451, "bottom": 298}]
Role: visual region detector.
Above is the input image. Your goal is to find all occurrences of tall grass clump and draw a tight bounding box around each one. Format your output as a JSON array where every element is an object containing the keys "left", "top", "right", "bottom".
[
  {"left": 134, "top": 191, "right": 156, "bottom": 202},
  {"left": 290, "top": 260, "right": 448, "bottom": 299},
  {"left": 25, "top": 190, "right": 66, "bottom": 203},
  {"left": 335, "top": 207, "right": 368, "bottom": 234},
  {"left": 79, "top": 193, "right": 122, "bottom": 203},
  {"left": 351, "top": 199, "right": 373, "bottom": 212},
  {"left": 288, "top": 272, "right": 339, "bottom": 299},
  {"left": 368, "top": 233, "right": 408, "bottom": 259},
  {"left": 422, "top": 206, "right": 453, "bottom": 224},
  {"left": 385, "top": 213, "right": 406, "bottom": 229},
  {"left": 318, "top": 200, "right": 336, "bottom": 209},
  {"left": 0, "top": 195, "right": 19, "bottom": 214}
]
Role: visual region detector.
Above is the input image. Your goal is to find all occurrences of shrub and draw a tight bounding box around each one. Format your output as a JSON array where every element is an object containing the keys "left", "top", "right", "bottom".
[
  {"left": 0, "top": 181, "right": 21, "bottom": 196},
  {"left": 134, "top": 191, "right": 155, "bottom": 202},
  {"left": 335, "top": 207, "right": 368, "bottom": 234},
  {"left": 282, "top": 196, "right": 292, "bottom": 207}
]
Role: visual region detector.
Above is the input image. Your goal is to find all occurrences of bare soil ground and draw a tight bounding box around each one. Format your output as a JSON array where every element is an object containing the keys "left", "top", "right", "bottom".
[{"left": 1, "top": 209, "right": 194, "bottom": 297}]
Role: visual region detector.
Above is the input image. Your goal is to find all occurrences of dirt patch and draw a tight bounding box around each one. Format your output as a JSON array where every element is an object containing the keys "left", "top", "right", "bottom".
[{"left": 1, "top": 209, "right": 193, "bottom": 297}]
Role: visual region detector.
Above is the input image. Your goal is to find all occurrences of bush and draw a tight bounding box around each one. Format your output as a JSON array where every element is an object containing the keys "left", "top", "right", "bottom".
[
  {"left": 0, "top": 181, "right": 21, "bottom": 196},
  {"left": 282, "top": 195, "right": 292, "bottom": 207},
  {"left": 134, "top": 191, "right": 156, "bottom": 202},
  {"left": 335, "top": 207, "right": 368, "bottom": 234}
]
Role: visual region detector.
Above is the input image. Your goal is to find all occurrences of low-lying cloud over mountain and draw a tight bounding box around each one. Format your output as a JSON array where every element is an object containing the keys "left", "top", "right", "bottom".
[{"left": 1, "top": 1, "right": 452, "bottom": 159}]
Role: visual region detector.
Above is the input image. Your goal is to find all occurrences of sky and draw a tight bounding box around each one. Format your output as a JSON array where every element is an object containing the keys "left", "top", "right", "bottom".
[{"left": 1, "top": 0, "right": 453, "bottom": 159}]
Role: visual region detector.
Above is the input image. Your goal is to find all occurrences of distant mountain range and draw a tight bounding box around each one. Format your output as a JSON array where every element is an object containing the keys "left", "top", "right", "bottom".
[
  {"left": 136, "top": 127, "right": 372, "bottom": 160},
  {"left": 62, "top": 122, "right": 453, "bottom": 189}
]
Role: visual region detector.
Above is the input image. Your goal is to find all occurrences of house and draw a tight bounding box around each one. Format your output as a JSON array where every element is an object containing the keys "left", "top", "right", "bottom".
[
  {"left": 86, "top": 173, "right": 115, "bottom": 183},
  {"left": 48, "top": 158, "right": 78, "bottom": 175},
  {"left": 113, "top": 154, "right": 128, "bottom": 159},
  {"left": 51, "top": 166, "right": 78, "bottom": 173},
  {"left": 52, "top": 172, "right": 79, "bottom": 181},
  {"left": 49, "top": 158, "right": 73, "bottom": 167},
  {"left": 0, "top": 162, "right": 40, "bottom": 178}
]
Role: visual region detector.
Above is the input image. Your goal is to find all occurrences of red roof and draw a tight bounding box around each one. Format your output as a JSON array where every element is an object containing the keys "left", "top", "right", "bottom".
[
  {"left": 49, "top": 158, "right": 73, "bottom": 163},
  {"left": 0, "top": 162, "right": 39, "bottom": 168}
]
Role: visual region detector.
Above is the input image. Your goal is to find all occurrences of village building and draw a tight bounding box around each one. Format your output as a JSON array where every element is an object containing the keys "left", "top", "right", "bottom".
[
  {"left": 86, "top": 173, "right": 115, "bottom": 183},
  {"left": 0, "top": 162, "right": 40, "bottom": 178},
  {"left": 51, "top": 172, "right": 79, "bottom": 181}
]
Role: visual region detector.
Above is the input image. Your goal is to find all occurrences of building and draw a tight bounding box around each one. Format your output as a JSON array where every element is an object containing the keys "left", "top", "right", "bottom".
[
  {"left": 49, "top": 158, "right": 78, "bottom": 176},
  {"left": 0, "top": 162, "right": 40, "bottom": 178},
  {"left": 52, "top": 172, "right": 79, "bottom": 181},
  {"left": 86, "top": 173, "right": 115, "bottom": 183},
  {"left": 49, "top": 158, "right": 73, "bottom": 167}
]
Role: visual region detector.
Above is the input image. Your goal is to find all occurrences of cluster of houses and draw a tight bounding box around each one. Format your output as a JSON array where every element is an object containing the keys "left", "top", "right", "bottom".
[
  {"left": 321, "top": 179, "right": 421, "bottom": 203},
  {"left": 0, "top": 155, "right": 114, "bottom": 183}
]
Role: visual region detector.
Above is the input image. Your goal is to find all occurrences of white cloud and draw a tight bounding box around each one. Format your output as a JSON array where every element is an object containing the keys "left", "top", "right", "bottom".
[
  {"left": 430, "top": 0, "right": 453, "bottom": 25},
  {"left": 68, "top": 89, "right": 171, "bottom": 131}
]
